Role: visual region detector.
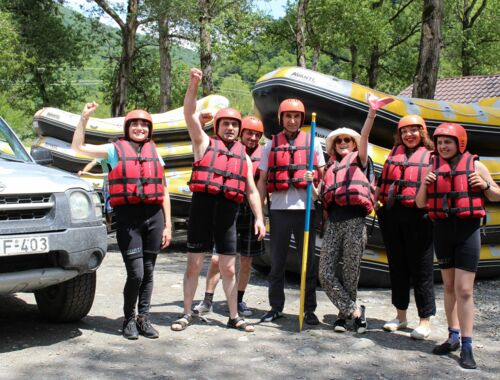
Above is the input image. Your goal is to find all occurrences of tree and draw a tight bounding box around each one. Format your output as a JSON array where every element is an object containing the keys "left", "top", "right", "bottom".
[
  {"left": 296, "top": 0, "right": 308, "bottom": 67},
  {"left": 412, "top": 0, "right": 443, "bottom": 99},
  {"left": 0, "top": 0, "right": 90, "bottom": 112},
  {"left": 92, "top": 0, "right": 153, "bottom": 116}
]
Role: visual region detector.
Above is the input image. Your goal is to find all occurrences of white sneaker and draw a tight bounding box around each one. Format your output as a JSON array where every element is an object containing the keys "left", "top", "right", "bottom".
[
  {"left": 383, "top": 318, "right": 408, "bottom": 332},
  {"left": 410, "top": 325, "right": 431, "bottom": 340}
]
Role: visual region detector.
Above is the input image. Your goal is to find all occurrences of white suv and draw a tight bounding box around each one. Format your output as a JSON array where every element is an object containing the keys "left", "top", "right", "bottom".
[{"left": 0, "top": 117, "right": 107, "bottom": 322}]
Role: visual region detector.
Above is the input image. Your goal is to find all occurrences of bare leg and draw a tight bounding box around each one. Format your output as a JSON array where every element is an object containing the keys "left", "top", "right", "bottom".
[
  {"left": 396, "top": 309, "right": 407, "bottom": 323},
  {"left": 206, "top": 255, "right": 221, "bottom": 294},
  {"left": 441, "top": 268, "right": 459, "bottom": 329},
  {"left": 238, "top": 256, "right": 253, "bottom": 292},
  {"left": 455, "top": 269, "right": 476, "bottom": 337},
  {"left": 182, "top": 252, "right": 205, "bottom": 315},
  {"left": 218, "top": 255, "right": 238, "bottom": 319}
]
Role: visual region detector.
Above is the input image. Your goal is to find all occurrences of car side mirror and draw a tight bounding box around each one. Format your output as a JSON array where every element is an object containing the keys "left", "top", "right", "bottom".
[{"left": 30, "top": 146, "right": 53, "bottom": 166}]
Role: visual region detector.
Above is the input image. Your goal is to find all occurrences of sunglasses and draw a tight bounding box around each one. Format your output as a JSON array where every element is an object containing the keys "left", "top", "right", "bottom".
[{"left": 335, "top": 137, "right": 353, "bottom": 144}]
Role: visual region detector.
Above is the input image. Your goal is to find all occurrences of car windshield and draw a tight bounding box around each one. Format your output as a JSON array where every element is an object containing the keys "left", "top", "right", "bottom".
[{"left": 0, "top": 117, "right": 31, "bottom": 163}]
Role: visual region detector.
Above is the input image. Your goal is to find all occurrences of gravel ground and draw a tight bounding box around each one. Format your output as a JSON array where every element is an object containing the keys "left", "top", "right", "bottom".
[{"left": 0, "top": 237, "right": 499, "bottom": 380}]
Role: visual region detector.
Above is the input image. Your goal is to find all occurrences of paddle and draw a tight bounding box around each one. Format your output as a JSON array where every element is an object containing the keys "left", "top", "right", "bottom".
[{"left": 299, "top": 112, "right": 317, "bottom": 331}]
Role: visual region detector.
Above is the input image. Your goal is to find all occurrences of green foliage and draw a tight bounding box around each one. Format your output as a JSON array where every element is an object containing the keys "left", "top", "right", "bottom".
[{"left": 217, "top": 74, "right": 253, "bottom": 115}]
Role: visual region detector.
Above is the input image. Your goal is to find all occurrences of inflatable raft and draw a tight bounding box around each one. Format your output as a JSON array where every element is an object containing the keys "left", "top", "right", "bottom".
[
  {"left": 252, "top": 67, "right": 500, "bottom": 156},
  {"left": 253, "top": 238, "right": 500, "bottom": 288},
  {"left": 33, "top": 136, "right": 194, "bottom": 173},
  {"left": 33, "top": 95, "right": 228, "bottom": 144}
]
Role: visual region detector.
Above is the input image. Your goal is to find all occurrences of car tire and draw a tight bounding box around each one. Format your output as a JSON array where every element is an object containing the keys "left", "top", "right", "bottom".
[{"left": 34, "top": 272, "right": 97, "bottom": 322}]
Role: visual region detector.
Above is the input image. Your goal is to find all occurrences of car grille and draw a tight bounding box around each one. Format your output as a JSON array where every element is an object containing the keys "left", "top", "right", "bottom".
[{"left": 0, "top": 194, "right": 54, "bottom": 221}]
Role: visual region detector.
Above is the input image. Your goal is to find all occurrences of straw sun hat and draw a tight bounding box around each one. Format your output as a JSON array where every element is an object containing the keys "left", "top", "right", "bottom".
[{"left": 325, "top": 127, "right": 361, "bottom": 155}]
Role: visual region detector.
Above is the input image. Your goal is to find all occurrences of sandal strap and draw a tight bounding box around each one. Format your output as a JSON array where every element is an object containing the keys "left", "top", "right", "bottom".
[{"left": 228, "top": 316, "right": 243, "bottom": 325}]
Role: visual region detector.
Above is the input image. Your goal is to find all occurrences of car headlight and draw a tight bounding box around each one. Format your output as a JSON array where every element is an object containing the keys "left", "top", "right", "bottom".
[
  {"left": 92, "top": 192, "right": 102, "bottom": 218},
  {"left": 69, "top": 191, "right": 91, "bottom": 220}
]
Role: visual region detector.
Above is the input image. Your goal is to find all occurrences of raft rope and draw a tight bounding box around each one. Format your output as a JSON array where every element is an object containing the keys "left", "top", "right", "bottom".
[{"left": 405, "top": 100, "right": 499, "bottom": 119}]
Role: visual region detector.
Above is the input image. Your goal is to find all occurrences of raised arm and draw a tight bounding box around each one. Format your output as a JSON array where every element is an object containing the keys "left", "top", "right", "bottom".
[
  {"left": 71, "top": 102, "right": 109, "bottom": 159},
  {"left": 184, "top": 68, "right": 209, "bottom": 159},
  {"left": 358, "top": 107, "right": 377, "bottom": 167}
]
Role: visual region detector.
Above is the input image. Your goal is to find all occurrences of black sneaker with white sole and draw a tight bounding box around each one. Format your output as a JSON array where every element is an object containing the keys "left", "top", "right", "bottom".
[
  {"left": 260, "top": 309, "right": 283, "bottom": 322},
  {"left": 333, "top": 318, "right": 347, "bottom": 332},
  {"left": 192, "top": 299, "right": 212, "bottom": 315},
  {"left": 353, "top": 305, "right": 367, "bottom": 333}
]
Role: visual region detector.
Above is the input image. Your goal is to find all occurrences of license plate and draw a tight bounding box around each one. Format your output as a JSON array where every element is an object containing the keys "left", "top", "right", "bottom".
[{"left": 0, "top": 236, "right": 49, "bottom": 256}]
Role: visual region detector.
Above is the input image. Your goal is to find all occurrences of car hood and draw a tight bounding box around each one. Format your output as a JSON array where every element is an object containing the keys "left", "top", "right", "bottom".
[{"left": 0, "top": 161, "right": 92, "bottom": 194}]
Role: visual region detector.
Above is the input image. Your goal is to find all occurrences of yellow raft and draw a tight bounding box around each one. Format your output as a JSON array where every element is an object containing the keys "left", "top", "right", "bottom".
[
  {"left": 33, "top": 95, "right": 227, "bottom": 144},
  {"left": 252, "top": 67, "right": 500, "bottom": 156}
]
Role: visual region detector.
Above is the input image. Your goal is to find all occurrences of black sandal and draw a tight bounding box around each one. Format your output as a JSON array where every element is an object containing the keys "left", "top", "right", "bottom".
[
  {"left": 171, "top": 314, "right": 193, "bottom": 331},
  {"left": 227, "top": 316, "right": 254, "bottom": 332}
]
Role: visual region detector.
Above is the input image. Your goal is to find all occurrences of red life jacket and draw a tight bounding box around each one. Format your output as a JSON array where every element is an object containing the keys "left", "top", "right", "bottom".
[
  {"left": 427, "top": 152, "right": 485, "bottom": 220},
  {"left": 249, "top": 145, "right": 262, "bottom": 180},
  {"left": 322, "top": 152, "right": 374, "bottom": 215},
  {"left": 267, "top": 131, "right": 319, "bottom": 193},
  {"left": 378, "top": 145, "right": 430, "bottom": 208},
  {"left": 108, "top": 139, "right": 164, "bottom": 207},
  {"left": 189, "top": 137, "right": 248, "bottom": 204}
]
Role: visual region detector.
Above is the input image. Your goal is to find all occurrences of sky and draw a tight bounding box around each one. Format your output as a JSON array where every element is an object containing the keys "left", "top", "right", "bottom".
[
  {"left": 255, "top": 0, "right": 288, "bottom": 19},
  {"left": 65, "top": 0, "right": 288, "bottom": 21}
]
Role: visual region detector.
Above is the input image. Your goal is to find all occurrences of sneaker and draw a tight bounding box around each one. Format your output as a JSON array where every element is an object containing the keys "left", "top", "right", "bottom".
[
  {"left": 136, "top": 315, "right": 159, "bottom": 339},
  {"left": 459, "top": 349, "right": 477, "bottom": 369},
  {"left": 122, "top": 317, "right": 139, "bottom": 340},
  {"left": 192, "top": 299, "right": 212, "bottom": 315},
  {"left": 410, "top": 325, "right": 431, "bottom": 340},
  {"left": 260, "top": 309, "right": 283, "bottom": 322},
  {"left": 353, "top": 305, "right": 367, "bottom": 334},
  {"left": 383, "top": 318, "right": 408, "bottom": 332},
  {"left": 304, "top": 311, "right": 320, "bottom": 325},
  {"left": 238, "top": 301, "right": 253, "bottom": 317},
  {"left": 432, "top": 339, "right": 460, "bottom": 355},
  {"left": 333, "top": 318, "right": 347, "bottom": 333}
]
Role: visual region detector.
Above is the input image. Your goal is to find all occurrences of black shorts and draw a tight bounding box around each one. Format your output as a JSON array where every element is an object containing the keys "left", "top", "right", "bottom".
[
  {"left": 236, "top": 203, "right": 265, "bottom": 257},
  {"left": 115, "top": 204, "right": 164, "bottom": 260},
  {"left": 433, "top": 217, "right": 481, "bottom": 273},
  {"left": 187, "top": 192, "right": 239, "bottom": 255}
]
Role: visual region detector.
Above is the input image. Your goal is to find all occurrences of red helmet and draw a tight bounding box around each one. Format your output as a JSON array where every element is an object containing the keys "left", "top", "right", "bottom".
[
  {"left": 278, "top": 98, "right": 305, "bottom": 126},
  {"left": 397, "top": 114, "right": 427, "bottom": 133},
  {"left": 213, "top": 108, "right": 242, "bottom": 135},
  {"left": 241, "top": 116, "right": 264, "bottom": 134},
  {"left": 124, "top": 109, "right": 153, "bottom": 139},
  {"left": 433, "top": 123, "right": 467, "bottom": 153}
]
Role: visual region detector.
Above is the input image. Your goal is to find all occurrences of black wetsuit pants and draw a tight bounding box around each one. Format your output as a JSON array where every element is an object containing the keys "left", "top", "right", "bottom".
[
  {"left": 115, "top": 204, "right": 164, "bottom": 320},
  {"left": 268, "top": 209, "right": 317, "bottom": 312},
  {"left": 378, "top": 204, "right": 436, "bottom": 318}
]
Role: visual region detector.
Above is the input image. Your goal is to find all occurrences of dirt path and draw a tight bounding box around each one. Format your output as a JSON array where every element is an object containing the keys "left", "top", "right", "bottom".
[{"left": 1, "top": 240, "right": 499, "bottom": 379}]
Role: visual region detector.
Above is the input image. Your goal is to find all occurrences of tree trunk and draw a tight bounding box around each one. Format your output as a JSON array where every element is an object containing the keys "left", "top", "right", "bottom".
[
  {"left": 412, "top": 0, "right": 443, "bottom": 99},
  {"left": 94, "top": 0, "right": 139, "bottom": 117},
  {"left": 158, "top": 14, "right": 172, "bottom": 112},
  {"left": 367, "top": 45, "right": 380, "bottom": 89},
  {"left": 296, "top": 0, "right": 308, "bottom": 68},
  {"left": 350, "top": 45, "right": 359, "bottom": 83},
  {"left": 199, "top": 0, "right": 213, "bottom": 96},
  {"left": 311, "top": 43, "right": 320, "bottom": 71}
]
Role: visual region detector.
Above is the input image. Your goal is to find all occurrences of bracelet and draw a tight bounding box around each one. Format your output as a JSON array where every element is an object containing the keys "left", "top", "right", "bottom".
[
  {"left": 484, "top": 181, "right": 491, "bottom": 191},
  {"left": 367, "top": 116, "right": 375, "bottom": 119}
]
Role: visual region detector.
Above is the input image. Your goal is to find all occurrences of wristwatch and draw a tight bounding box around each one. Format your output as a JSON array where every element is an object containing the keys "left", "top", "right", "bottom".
[{"left": 484, "top": 180, "right": 491, "bottom": 191}]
